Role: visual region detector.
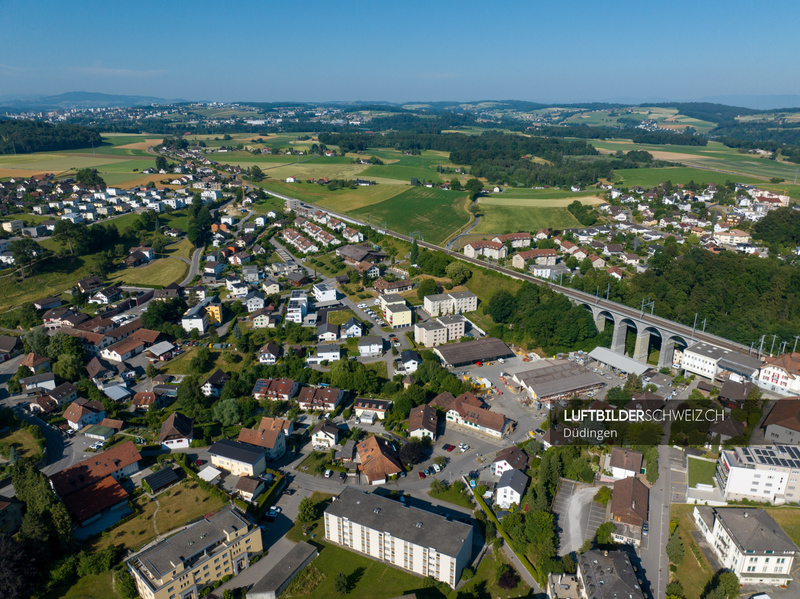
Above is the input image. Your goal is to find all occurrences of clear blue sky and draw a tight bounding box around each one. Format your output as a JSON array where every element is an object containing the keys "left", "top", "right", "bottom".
[{"left": 2, "top": 0, "right": 799, "bottom": 104}]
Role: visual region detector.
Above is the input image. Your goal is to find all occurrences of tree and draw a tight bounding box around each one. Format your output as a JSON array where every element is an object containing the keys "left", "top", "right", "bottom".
[
  {"left": 449, "top": 178, "right": 462, "bottom": 191},
  {"left": 95, "top": 251, "right": 114, "bottom": 277},
  {"left": 190, "top": 346, "right": 213, "bottom": 374},
  {"left": 409, "top": 239, "right": 419, "bottom": 264},
  {"left": 579, "top": 256, "right": 594, "bottom": 275},
  {"left": 565, "top": 255, "right": 579, "bottom": 270},
  {"left": 488, "top": 289, "right": 516, "bottom": 323},
  {"left": 212, "top": 398, "right": 240, "bottom": 427},
  {"left": 52, "top": 219, "right": 78, "bottom": 256},
  {"left": 666, "top": 529, "right": 684, "bottom": 564},
  {"left": 155, "top": 155, "right": 168, "bottom": 172},
  {"left": 11, "top": 238, "right": 41, "bottom": 278},
  {"left": 417, "top": 278, "right": 438, "bottom": 301},
  {"left": 0, "top": 535, "right": 36, "bottom": 599},
  {"left": 74, "top": 168, "right": 105, "bottom": 186},
  {"left": 498, "top": 567, "right": 519, "bottom": 589},
  {"left": 298, "top": 497, "right": 316, "bottom": 523},
  {"left": 47, "top": 331, "right": 83, "bottom": 360},
  {"left": 464, "top": 178, "right": 483, "bottom": 199},
  {"left": 53, "top": 354, "right": 84, "bottom": 382},
  {"left": 445, "top": 261, "right": 471, "bottom": 285},
  {"left": 715, "top": 572, "right": 740, "bottom": 599},
  {"left": 334, "top": 571, "right": 348, "bottom": 595},
  {"left": 399, "top": 440, "right": 425, "bottom": 466},
  {"left": 24, "top": 326, "right": 50, "bottom": 356},
  {"left": 250, "top": 165, "right": 265, "bottom": 181}
]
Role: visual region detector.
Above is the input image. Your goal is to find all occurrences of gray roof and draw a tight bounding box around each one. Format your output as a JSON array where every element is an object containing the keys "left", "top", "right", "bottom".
[
  {"left": 148, "top": 341, "right": 175, "bottom": 356},
  {"left": 434, "top": 337, "right": 514, "bottom": 366},
  {"left": 447, "top": 290, "right": 476, "bottom": 300},
  {"left": 437, "top": 314, "right": 467, "bottom": 325},
  {"left": 578, "top": 550, "right": 645, "bottom": 599},
  {"left": 508, "top": 360, "right": 602, "bottom": 399},
  {"left": 142, "top": 467, "right": 179, "bottom": 492},
  {"left": 696, "top": 507, "right": 798, "bottom": 553},
  {"left": 135, "top": 506, "right": 251, "bottom": 580},
  {"left": 417, "top": 321, "right": 445, "bottom": 331},
  {"left": 498, "top": 468, "right": 529, "bottom": 495},
  {"left": 208, "top": 439, "right": 265, "bottom": 465},
  {"left": 358, "top": 336, "right": 382, "bottom": 347},
  {"left": 687, "top": 342, "right": 762, "bottom": 374},
  {"left": 317, "top": 343, "right": 341, "bottom": 354},
  {"left": 325, "top": 487, "right": 472, "bottom": 558},
  {"left": 588, "top": 347, "right": 650, "bottom": 376},
  {"left": 248, "top": 541, "right": 318, "bottom": 598}
]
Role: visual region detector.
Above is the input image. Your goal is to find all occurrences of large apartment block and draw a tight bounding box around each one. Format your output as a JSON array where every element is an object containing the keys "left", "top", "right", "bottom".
[
  {"left": 693, "top": 506, "right": 797, "bottom": 586},
  {"left": 285, "top": 290, "right": 308, "bottom": 324},
  {"left": 414, "top": 314, "right": 467, "bottom": 347},
  {"left": 324, "top": 487, "right": 473, "bottom": 588},
  {"left": 128, "top": 507, "right": 263, "bottom": 599},
  {"left": 422, "top": 291, "right": 478, "bottom": 317},
  {"left": 715, "top": 445, "right": 800, "bottom": 504}
]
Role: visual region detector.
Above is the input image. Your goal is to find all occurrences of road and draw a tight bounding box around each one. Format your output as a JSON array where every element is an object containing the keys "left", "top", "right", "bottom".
[
  {"left": 180, "top": 247, "right": 204, "bottom": 286},
  {"left": 264, "top": 188, "right": 753, "bottom": 356}
]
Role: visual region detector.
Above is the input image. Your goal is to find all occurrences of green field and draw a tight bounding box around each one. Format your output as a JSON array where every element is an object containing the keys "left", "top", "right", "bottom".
[
  {"left": 470, "top": 198, "right": 584, "bottom": 236},
  {"left": 349, "top": 186, "right": 471, "bottom": 244},
  {"left": 258, "top": 179, "right": 407, "bottom": 212},
  {"left": 687, "top": 457, "right": 716, "bottom": 488},
  {"left": 108, "top": 258, "right": 188, "bottom": 287},
  {"left": 361, "top": 149, "right": 454, "bottom": 184},
  {"left": 612, "top": 166, "right": 767, "bottom": 188},
  {"left": 565, "top": 107, "right": 717, "bottom": 134}
]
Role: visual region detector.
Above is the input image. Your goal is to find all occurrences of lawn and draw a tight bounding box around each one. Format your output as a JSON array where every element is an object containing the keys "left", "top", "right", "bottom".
[
  {"left": 764, "top": 507, "right": 800, "bottom": 548},
  {"left": 297, "top": 452, "right": 336, "bottom": 477},
  {"left": 50, "top": 571, "right": 116, "bottom": 599},
  {"left": 88, "top": 479, "right": 227, "bottom": 554},
  {"left": 350, "top": 186, "right": 471, "bottom": 245},
  {"left": 164, "top": 237, "right": 195, "bottom": 260},
  {"left": 670, "top": 504, "right": 714, "bottom": 599},
  {"left": 108, "top": 258, "right": 188, "bottom": 287},
  {"left": 163, "top": 346, "right": 248, "bottom": 376},
  {"left": 687, "top": 457, "right": 716, "bottom": 488},
  {"left": 428, "top": 482, "right": 474, "bottom": 509},
  {"left": 364, "top": 360, "right": 388, "bottom": 380},
  {"left": 327, "top": 309, "right": 357, "bottom": 326},
  {"left": 0, "top": 427, "right": 40, "bottom": 459},
  {"left": 459, "top": 553, "right": 534, "bottom": 598}
]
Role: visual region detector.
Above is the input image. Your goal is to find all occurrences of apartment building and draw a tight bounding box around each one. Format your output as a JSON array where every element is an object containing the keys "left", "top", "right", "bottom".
[
  {"left": 414, "top": 321, "right": 447, "bottom": 347},
  {"left": 492, "top": 232, "right": 532, "bottom": 248},
  {"left": 715, "top": 445, "right": 800, "bottom": 504},
  {"left": 756, "top": 352, "right": 800, "bottom": 396},
  {"left": 693, "top": 506, "right": 797, "bottom": 586},
  {"left": 463, "top": 240, "right": 507, "bottom": 260},
  {"left": 286, "top": 290, "right": 308, "bottom": 324},
  {"left": 324, "top": 487, "right": 473, "bottom": 588},
  {"left": 127, "top": 507, "right": 263, "bottom": 599},
  {"left": 422, "top": 291, "right": 478, "bottom": 317}
]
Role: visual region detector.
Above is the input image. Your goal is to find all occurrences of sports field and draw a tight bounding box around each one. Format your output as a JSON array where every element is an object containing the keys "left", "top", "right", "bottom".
[{"left": 348, "top": 186, "right": 471, "bottom": 244}]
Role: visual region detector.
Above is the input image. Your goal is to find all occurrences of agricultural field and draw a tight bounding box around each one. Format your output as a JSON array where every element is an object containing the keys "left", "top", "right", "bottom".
[
  {"left": 361, "top": 149, "right": 455, "bottom": 184},
  {"left": 612, "top": 166, "right": 767, "bottom": 188},
  {"left": 592, "top": 139, "right": 800, "bottom": 183},
  {"left": 257, "top": 179, "right": 408, "bottom": 212},
  {"left": 467, "top": 193, "right": 600, "bottom": 237},
  {"left": 348, "top": 186, "right": 471, "bottom": 244},
  {"left": 564, "top": 106, "right": 717, "bottom": 134},
  {"left": 107, "top": 258, "right": 188, "bottom": 287}
]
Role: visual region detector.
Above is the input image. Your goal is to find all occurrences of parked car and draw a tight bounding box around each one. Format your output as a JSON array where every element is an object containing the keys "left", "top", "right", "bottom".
[
  {"left": 324, "top": 469, "right": 333, "bottom": 478},
  {"left": 418, "top": 471, "right": 426, "bottom": 479},
  {"left": 194, "top": 459, "right": 206, "bottom": 466},
  {"left": 339, "top": 472, "right": 346, "bottom": 480}
]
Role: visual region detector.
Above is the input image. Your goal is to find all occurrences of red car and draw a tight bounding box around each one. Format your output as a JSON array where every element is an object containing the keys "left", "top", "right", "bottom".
[
  {"left": 194, "top": 459, "right": 206, "bottom": 466},
  {"left": 418, "top": 471, "right": 426, "bottom": 479},
  {"left": 445, "top": 445, "right": 454, "bottom": 452}
]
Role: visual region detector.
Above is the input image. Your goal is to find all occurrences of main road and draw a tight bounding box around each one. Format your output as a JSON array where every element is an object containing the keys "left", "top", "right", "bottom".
[{"left": 265, "top": 189, "right": 752, "bottom": 356}]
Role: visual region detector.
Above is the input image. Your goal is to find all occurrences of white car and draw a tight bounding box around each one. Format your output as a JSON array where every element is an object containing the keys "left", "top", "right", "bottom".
[{"left": 324, "top": 469, "right": 333, "bottom": 478}]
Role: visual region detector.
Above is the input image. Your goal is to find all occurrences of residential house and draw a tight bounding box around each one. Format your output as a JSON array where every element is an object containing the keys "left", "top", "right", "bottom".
[
  {"left": 340, "top": 317, "right": 363, "bottom": 338},
  {"left": 297, "top": 387, "right": 344, "bottom": 412},
  {"left": 575, "top": 551, "right": 646, "bottom": 599},
  {"left": 64, "top": 398, "right": 106, "bottom": 430},
  {"left": 463, "top": 240, "right": 507, "bottom": 260},
  {"left": 201, "top": 369, "right": 231, "bottom": 397},
  {"left": 763, "top": 399, "right": 800, "bottom": 445},
  {"left": 208, "top": 439, "right": 266, "bottom": 477},
  {"left": 757, "top": 352, "right": 800, "bottom": 396},
  {"left": 609, "top": 447, "right": 643, "bottom": 479},
  {"left": 311, "top": 420, "right": 340, "bottom": 448},
  {"left": 237, "top": 426, "right": 286, "bottom": 460},
  {"left": 356, "top": 436, "right": 404, "bottom": 484},
  {"left": 492, "top": 446, "right": 529, "bottom": 477},
  {"left": 132, "top": 391, "right": 158, "bottom": 411},
  {"left": 354, "top": 398, "right": 391, "bottom": 424},
  {"left": 492, "top": 232, "right": 532, "bottom": 248},
  {"left": 251, "top": 378, "right": 299, "bottom": 401},
  {"left": 408, "top": 404, "right": 438, "bottom": 440},
  {"left": 610, "top": 477, "right": 649, "bottom": 546},
  {"left": 235, "top": 477, "right": 265, "bottom": 503},
  {"left": 158, "top": 412, "right": 193, "bottom": 449},
  {"left": 307, "top": 344, "right": 341, "bottom": 364},
  {"left": 317, "top": 323, "right": 339, "bottom": 342},
  {"left": 257, "top": 342, "right": 280, "bottom": 365},
  {"left": 431, "top": 391, "right": 507, "bottom": 438},
  {"left": 496, "top": 469, "right": 528, "bottom": 509},
  {"left": 357, "top": 336, "right": 383, "bottom": 357},
  {"left": 401, "top": 350, "right": 421, "bottom": 374}
]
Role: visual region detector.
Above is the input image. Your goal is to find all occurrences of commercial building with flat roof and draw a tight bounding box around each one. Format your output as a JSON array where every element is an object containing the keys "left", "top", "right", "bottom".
[
  {"left": 508, "top": 360, "right": 603, "bottom": 402},
  {"left": 434, "top": 337, "right": 514, "bottom": 367},
  {"left": 128, "top": 506, "right": 263, "bottom": 599},
  {"left": 681, "top": 342, "right": 762, "bottom": 382},
  {"left": 715, "top": 445, "right": 800, "bottom": 504},
  {"left": 324, "top": 487, "right": 473, "bottom": 588}
]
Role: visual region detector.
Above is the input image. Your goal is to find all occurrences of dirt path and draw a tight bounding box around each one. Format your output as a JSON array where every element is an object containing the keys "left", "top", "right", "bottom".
[{"left": 152, "top": 497, "right": 161, "bottom": 536}]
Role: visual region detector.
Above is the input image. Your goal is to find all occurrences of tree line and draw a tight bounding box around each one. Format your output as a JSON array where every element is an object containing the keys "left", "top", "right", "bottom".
[{"left": 0, "top": 119, "right": 102, "bottom": 154}]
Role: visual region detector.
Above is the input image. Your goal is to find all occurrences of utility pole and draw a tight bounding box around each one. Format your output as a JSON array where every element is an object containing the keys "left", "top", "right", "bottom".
[
  {"left": 794, "top": 335, "right": 800, "bottom": 353},
  {"left": 758, "top": 334, "right": 766, "bottom": 358},
  {"left": 691, "top": 313, "right": 698, "bottom": 339},
  {"left": 770, "top": 334, "right": 778, "bottom": 357}
]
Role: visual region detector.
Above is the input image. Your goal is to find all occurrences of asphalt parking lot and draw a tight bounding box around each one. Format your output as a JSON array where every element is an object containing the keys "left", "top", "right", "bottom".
[{"left": 551, "top": 479, "right": 608, "bottom": 555}]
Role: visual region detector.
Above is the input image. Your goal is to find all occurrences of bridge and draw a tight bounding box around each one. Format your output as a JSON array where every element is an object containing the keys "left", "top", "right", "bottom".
[{"left": 267, "top": 190, "right": 755, "bottom": 368}]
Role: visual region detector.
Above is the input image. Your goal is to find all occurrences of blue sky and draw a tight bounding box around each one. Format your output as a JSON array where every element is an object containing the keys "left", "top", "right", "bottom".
[{"left": 2, "top": 0, "right": 799, "bottom": 104}]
